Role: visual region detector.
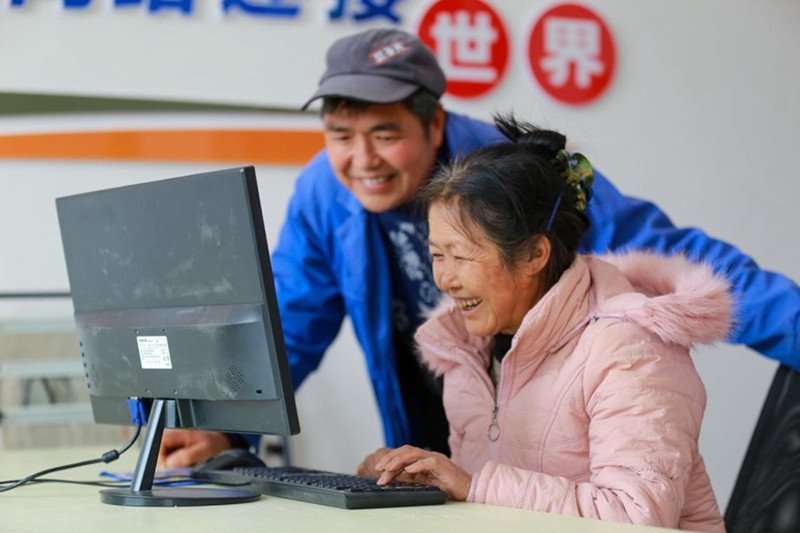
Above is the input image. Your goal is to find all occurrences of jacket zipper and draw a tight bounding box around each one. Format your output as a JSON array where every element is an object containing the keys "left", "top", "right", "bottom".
[
  {"left": 489, "top": 356, "right": 511, "bottom": 461},
  {"left": 481, "top": 366, "right": 504, "bottom": 461},
  {"left": 488, "top": 400, "right": 500, "bottom": 442},
  {"left": 416, "top": 340, "right": 499, "bottom": 442}
]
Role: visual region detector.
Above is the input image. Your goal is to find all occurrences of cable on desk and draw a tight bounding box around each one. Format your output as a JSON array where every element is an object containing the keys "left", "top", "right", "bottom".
[
  {"left": 3, "top": 476, "right": 202, "bottom": 488},
  {"left": 0, "top": 478, "right": 130, "bottom": 488},
  {"left": 0, "top": 424, "right": 141, "bottom": 493}
]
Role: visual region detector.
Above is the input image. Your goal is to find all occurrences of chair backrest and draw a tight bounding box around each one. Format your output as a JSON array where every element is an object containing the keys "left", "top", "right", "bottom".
[{"left": 725, "top": 364, "right": 800, "bottom": 532}]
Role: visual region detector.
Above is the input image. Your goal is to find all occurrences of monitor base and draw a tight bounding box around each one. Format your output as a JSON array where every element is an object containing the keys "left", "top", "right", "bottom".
[{"left": 100, "top": 487, "right": 261, "bottom": 507}]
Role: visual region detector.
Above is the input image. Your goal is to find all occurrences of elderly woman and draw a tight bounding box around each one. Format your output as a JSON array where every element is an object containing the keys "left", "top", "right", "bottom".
[{"left": 358, "top": 115, "right": 729, "bottom": 531}]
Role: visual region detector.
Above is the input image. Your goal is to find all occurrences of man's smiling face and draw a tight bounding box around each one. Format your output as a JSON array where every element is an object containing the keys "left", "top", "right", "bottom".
[{"left": 323, "top": 102, "right": 445, "bottom": 213}]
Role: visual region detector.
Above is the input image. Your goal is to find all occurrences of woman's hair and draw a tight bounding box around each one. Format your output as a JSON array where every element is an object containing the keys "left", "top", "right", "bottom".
[{"left": 417, "top": 113, "right": 592, "bottom": 289}]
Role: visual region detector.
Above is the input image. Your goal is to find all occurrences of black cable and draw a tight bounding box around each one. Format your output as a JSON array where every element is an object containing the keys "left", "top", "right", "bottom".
[{"left": 0, "top": 425, "right": 141, "bottom": 493}]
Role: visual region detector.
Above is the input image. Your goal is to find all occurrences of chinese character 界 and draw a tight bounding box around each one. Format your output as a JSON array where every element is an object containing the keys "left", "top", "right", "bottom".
[{"left": 540, "top": 17, "right": 604, "bottom": 88}]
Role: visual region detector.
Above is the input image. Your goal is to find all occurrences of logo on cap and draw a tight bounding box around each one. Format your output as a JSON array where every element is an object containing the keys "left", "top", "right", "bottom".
[{"left": 368, "top": 39, "right": 411, "bottom": 65}]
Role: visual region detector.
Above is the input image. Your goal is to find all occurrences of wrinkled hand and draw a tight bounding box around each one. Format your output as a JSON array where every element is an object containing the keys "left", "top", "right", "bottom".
[
  {"left": 364, "top": 445, "right": 472, "bottom": 501},
  {"left": 356, "top": 447, "right": 394, "bottom": 478},
  {"left": 157, "top": 429, "right": 231, "bottom": 468}
]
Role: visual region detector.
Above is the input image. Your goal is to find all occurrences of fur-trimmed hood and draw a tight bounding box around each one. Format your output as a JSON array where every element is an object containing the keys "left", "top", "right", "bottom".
[{"left": 593, "top": 251, "right": 734, "bottom": 346}]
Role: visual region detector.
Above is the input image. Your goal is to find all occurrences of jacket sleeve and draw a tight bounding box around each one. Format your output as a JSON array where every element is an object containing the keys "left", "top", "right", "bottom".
[
  {"left": 468, "top": 326, "right": 709, "bottom": 528},
  {"left": 584, "top": 170, "right": 800, "bottom": 368},
  {"left": 271, "top": 168, "right": 347, "bottom": 390}
]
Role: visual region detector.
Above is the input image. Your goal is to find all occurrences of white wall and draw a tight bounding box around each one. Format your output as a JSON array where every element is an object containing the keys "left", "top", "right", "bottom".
[{"left": 2, "top": 0, "right": 799, "bottom": 512}]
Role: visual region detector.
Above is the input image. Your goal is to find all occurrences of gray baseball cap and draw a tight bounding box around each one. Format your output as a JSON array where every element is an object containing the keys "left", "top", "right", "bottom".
[{"left": 301, "top": 29, "right": 447, "bottom": 110}]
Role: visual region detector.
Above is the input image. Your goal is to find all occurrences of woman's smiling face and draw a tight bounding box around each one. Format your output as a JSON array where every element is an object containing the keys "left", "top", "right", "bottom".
[{"left": 427, "top": 200, "right": 546, "bottom": 337}]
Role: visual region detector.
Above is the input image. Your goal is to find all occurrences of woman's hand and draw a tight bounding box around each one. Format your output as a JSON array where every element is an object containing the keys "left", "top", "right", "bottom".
[
  {"left": 362, "top": 445, "right": 472, "bottom": 501},
  {"left": 357, "top": 446, "right": 427, "bottom": 484},
  {"left": 356, "top": 447, "right": 394, "bottom": 478}
]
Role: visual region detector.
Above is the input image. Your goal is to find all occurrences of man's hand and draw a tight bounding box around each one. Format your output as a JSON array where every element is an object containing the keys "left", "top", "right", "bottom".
[
  {"left": 157, "top": 429, "right": 231, "bottom": 468},
  {"left": 359, "top": 445, "right": 472, "bottom": 501}
]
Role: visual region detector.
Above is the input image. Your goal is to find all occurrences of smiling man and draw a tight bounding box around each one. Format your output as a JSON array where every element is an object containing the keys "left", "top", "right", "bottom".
[
  {"left": 321, "top": 101, "right": 443, "bottom": 213},
  {"left": 158, "top": 28, "right": 800, "bottom": 469}
]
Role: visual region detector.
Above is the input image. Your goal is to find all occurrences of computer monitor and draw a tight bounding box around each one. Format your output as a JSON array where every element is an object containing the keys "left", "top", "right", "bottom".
[{"left": 55, "top": 166, "right": 300, "bottom": 507}]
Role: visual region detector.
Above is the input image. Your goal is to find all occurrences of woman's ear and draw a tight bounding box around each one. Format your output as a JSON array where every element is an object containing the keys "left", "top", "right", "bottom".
[{"left": 525, "top": 236, "right": 551, "bottom": 277}]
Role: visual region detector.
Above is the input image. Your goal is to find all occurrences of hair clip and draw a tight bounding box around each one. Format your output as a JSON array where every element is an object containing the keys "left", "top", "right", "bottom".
[{"left": 555, "top": 149, "right": 594, "bottom": 212}]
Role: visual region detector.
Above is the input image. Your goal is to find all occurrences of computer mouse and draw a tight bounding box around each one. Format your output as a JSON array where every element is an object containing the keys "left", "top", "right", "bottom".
[{"left": 191, "top": 448, "right": 267, "bottom": 475}]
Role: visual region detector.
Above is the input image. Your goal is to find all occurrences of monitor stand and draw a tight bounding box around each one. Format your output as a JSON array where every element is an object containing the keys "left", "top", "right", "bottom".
[{"left": 99, "top": 399, "right": 261, "bottom": 507}]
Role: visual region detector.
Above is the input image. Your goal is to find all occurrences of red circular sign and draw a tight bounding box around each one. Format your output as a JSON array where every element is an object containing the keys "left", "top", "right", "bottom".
[
  {"left": 416, "top": 0, "right": 509, "bottom": 99},
  {"left": 527, "top": 3, "right": 616, "bottom": 105}
]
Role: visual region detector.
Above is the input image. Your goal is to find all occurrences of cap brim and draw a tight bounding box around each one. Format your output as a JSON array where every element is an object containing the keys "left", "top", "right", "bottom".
[{"left": 301, "top": 74, "right": 420, "bottom": 111}]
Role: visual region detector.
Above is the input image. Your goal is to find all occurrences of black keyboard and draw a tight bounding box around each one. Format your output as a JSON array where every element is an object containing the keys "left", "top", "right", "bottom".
[{"left": 195, "top": 465, "right": 448, "bottom": 509}]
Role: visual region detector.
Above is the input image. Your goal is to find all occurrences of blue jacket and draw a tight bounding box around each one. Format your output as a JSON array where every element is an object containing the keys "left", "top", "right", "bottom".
[{"left": 271, "top": 112, "right": 800, "bottom": 447}]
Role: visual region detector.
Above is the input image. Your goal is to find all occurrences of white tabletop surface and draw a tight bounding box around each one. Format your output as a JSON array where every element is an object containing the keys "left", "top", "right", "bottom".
[{"left": 0, "top": 445, "right": 679, "bottom": 533}]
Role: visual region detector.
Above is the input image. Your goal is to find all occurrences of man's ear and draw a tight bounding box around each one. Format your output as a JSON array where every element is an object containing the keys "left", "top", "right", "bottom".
[
  {"left": 525, "top": 236, "right": 551, "bottom": 278},
  {"left": 428, "top": 105, "right": 446, "bottom": 149}
]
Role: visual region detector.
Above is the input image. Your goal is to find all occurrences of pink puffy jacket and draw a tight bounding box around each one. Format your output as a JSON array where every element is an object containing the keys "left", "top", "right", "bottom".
[{"left": 415, "top": 253, "right": 730, "bottom": 532}]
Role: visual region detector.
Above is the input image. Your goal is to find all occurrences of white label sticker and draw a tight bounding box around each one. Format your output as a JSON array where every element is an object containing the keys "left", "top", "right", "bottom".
[{"left": 136, "top": 336, "right": 173, "bottom": 369}]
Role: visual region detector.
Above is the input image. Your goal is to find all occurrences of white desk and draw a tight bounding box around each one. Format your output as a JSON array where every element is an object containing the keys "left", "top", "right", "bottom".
[{"left": 0, "top": 446, "right": 678, "bottom": 533}]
